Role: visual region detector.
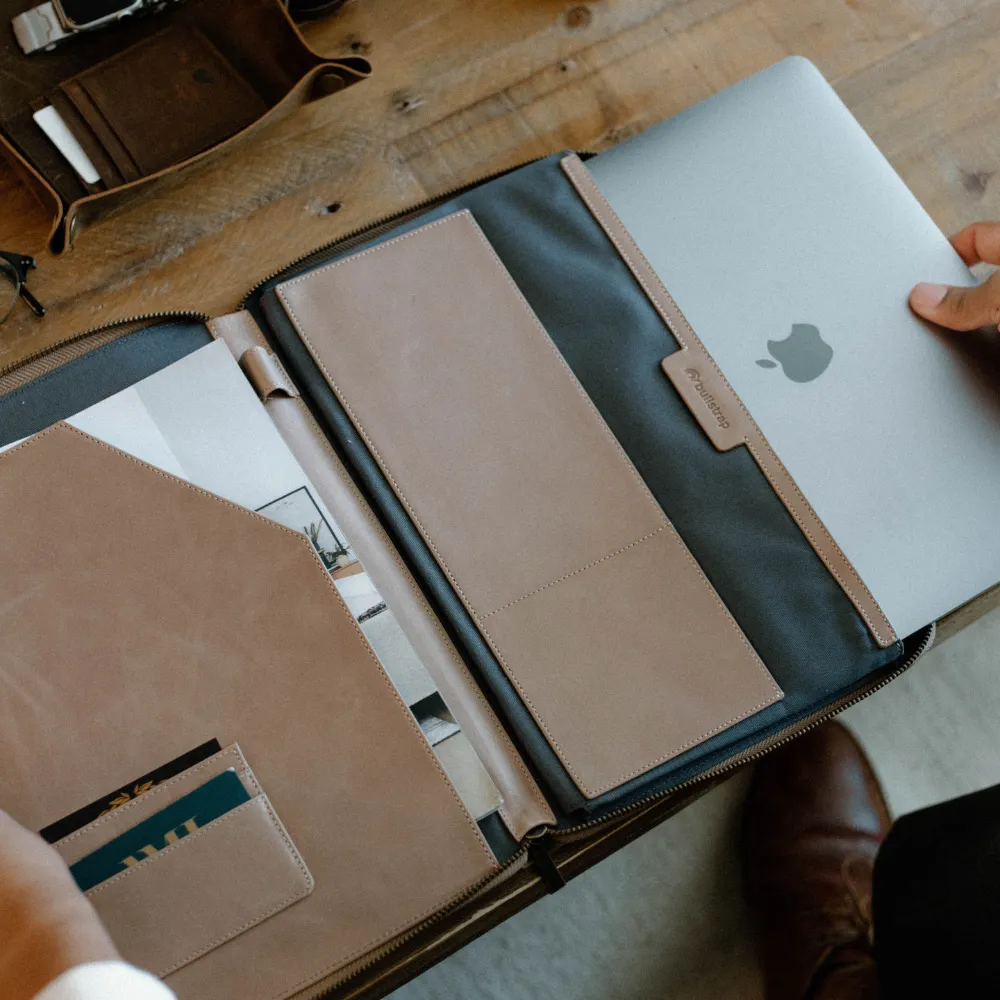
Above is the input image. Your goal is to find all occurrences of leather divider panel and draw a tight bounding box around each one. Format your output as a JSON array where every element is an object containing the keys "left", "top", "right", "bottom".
[
  {"left": 0, "top": 425, "right": 497, "bottom": 1000},
  {"left": 274, "top": 210, "right": 783, "bottom": 800}
]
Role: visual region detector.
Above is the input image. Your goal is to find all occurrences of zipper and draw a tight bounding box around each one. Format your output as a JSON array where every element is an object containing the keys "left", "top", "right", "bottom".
[
  {"left": 302, "top": 844, "right": 533, "bottom": 1000},
  {"left": 0, "top": 310, "right": 210, "bottom": 382},
  {"left": 553, "top": 622, "right": 936, "bottom": 841}
]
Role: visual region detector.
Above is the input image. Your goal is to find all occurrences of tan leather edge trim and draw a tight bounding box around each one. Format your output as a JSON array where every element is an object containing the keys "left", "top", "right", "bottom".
[
  {"left": 274, "top": 214, "right": 782, "bottom": 800},
  {"left": 208, "top": 311, "right": 556, "bottom": 839},
  {"left": 559, "top": 154, "right": 898, "bottom": 650},
  {"left": 0, "top": 133, "right": 64, "bottom": 254}
]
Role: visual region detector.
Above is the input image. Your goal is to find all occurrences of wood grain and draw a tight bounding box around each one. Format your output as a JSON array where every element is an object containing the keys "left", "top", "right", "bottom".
[{"left": 1, "top": 0, "right": 999, "bottom": 639}]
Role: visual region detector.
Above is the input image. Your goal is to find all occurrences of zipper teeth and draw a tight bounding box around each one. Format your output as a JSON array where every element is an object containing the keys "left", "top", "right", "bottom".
[
  {"left": 305, "top": 846, "right": 531, "bottom": 1000},
  {"left": 0, "top": 310, "right": 210, "bottom": 379},
  {"left": 243, "top": 156, "right": 556, "bottom": 302},
  {"left": 555, "top": 623, "right": 936, "bottom": 838}
]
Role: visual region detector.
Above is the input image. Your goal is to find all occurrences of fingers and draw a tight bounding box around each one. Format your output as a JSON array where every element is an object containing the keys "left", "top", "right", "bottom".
[
  {"left": 950, "top": 222, "right": 1000, "bottom": 266},
  {"left": 910, "top": 269, "right": 1000, "bottom": 331},
  {"left": 0, "top": 812, "right": 118, "bottom": 1000}
]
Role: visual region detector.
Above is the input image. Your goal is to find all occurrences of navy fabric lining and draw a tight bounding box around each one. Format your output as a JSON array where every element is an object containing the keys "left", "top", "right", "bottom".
[{"left": 0, "top": 322, "right": 212, "bottom": 447}]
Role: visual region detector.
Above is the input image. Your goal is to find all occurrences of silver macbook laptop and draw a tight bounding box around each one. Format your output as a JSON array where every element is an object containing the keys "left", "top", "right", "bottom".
[{"left": 587, "top": 56, "right": 999, "bottom": 639}]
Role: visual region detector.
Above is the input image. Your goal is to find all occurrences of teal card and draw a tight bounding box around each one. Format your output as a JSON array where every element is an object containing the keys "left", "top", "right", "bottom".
[{"left": 70, "top": 769, "right": 251, "bottom": 891}]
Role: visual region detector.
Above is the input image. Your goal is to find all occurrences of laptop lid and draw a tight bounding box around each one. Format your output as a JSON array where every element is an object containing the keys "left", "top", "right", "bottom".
[{"left": 587, "top": 56, "right": 1000, "bottom": 638}]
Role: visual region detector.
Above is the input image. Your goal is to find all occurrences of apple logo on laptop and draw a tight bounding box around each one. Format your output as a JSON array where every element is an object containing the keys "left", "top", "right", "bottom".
[{"left": 755, "top": 323, "right": 833, "bottom": 383}]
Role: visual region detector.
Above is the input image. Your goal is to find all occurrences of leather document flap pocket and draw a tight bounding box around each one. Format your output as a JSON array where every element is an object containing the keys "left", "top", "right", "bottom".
[
  {"left": 0, "top": 425, "right": 498, "bottom": 1000},
  {"left": 274, "top": 209, "right": 784, "bottom": 801},
  {"left": 86, "top": 793, "right": 313, "bottom": 979}
]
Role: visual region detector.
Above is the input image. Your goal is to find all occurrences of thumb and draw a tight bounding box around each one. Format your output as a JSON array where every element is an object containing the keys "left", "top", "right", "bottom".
[{"left": 910, "top": 271, "right": 1000, "bottom": 331}]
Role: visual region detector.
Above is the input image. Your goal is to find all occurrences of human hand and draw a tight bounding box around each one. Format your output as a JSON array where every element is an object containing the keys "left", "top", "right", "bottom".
[
  {"left": 0, "top": 810, "right": 117, "bottom": 1000},
  {"left": 910, "top": 222, "right": 1000, "bottom": 331}
]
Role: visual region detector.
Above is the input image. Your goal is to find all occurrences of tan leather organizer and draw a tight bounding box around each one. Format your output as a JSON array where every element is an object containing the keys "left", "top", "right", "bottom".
[{"left": 0, "top": 151, "right": 925, "bottom": 1000}]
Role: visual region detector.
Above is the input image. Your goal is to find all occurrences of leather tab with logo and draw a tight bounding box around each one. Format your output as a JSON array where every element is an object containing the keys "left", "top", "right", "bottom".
[{"left": 660, "top": 348, "right": 748, "bottom": 451}]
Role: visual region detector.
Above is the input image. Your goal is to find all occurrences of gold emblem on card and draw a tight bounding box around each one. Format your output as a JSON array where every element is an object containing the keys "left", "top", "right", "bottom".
[{"left": 99, "top": 780, "right": 157, "bottom": 818}]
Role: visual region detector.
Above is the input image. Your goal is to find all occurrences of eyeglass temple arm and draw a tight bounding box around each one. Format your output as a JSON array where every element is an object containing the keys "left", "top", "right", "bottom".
[{"left": 18, "top": 284, "right": 46, "bottom": 317}]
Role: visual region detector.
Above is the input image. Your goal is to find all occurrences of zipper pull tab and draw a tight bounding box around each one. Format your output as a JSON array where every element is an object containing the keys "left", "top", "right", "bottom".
[{"left": 528, "top": 834, "right": 566, "bottom": 894}]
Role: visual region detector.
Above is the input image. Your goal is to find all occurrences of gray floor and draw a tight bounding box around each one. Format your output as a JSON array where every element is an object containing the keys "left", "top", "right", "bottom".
[{"left": 392, "top": 607, "right": 1000, "bottom": 1000}]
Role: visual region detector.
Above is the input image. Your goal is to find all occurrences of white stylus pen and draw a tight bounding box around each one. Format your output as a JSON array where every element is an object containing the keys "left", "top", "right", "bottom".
[{"left": 32, "top": 104, "right": 101, "bottom": 185}]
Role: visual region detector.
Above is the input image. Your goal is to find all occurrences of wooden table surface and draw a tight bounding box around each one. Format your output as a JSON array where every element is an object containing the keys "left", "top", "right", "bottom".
[{"left": 2, "top": 0, "right": 999, "bottom": 635}]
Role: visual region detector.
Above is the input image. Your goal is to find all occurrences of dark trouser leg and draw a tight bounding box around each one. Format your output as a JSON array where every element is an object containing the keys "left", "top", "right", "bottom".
[{"left": 874, "top": 781, "right": 1000, "bottom": 998}]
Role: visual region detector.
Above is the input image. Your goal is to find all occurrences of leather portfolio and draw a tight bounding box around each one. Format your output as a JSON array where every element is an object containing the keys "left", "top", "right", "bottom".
[{"left": 0, "top": 151, "right": 936, "bottom": 1000}]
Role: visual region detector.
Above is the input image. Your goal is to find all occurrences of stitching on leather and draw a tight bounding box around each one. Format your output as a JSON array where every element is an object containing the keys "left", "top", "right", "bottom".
[
  {"left": 84, "top": 795, "right": 310, "bottom": 901},
  {"left": 257, "top": 875, "right": 497, "bottom": 1000},
  {"left": 559, "top": 154, "right": 897, "bottom": 648},
  {"left": 156, "top": 794, "right": 314, "bottom": 977},
  {"left": 480, "top": 527, "right": 666, "bottom": 619},
  {"left": 284, "top": 394, "right": 555, "bottom": 832},
  {"left": 280, "top": 210, "right": 668, "bottom": 528},
  {"left": 485, "top": 609, "right": 777, "bottom": 794},
  {"left": 11, "top": 424, "right": 494, "bottom": 868},
  {"left": 86, "top": 795, "right": 313, "bottom": 978},
  {"left": 480, "top": 528, "right": 782, "bottom": 797},
  {"left": 276, "top": 212, "right": 781, "bottom": 799},
  {"left": 54, "top": 745, "right": 254, "bottom": 849}
]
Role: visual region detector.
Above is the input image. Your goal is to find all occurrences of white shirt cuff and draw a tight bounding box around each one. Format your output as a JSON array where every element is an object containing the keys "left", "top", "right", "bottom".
[{"left": 34, "top": 961, "right": 175, "bottom": 1000}]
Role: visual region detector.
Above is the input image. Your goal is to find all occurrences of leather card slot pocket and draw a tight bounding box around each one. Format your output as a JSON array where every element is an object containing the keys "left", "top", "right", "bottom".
[
  {"left": 85, "top": 793, "right": 313, "bottom": 979},
  {"left": 54, "top": 743, "right": 255, "bottom": 868},
  {"left": 274, "top": 209, "right": 784, "bottom": 800}
]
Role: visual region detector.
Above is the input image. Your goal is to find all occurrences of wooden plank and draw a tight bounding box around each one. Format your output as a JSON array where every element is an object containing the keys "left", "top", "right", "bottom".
[
  {"left": 836, "top": 0, "right": 1000, "bottom": 233},
  {"left": 938, "top": 583, "right": 1000, "bottom": 644},
  {"left": 1, "top": 0, "right": 754, "bottom": 365},
  {"left": 2, "top": 0, "right": 992, "bottom": 369}
]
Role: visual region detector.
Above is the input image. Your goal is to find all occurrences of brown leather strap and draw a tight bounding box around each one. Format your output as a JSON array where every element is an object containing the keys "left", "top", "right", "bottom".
[{"left": 560, "top": 153, "right": 897, "bottom": 649}]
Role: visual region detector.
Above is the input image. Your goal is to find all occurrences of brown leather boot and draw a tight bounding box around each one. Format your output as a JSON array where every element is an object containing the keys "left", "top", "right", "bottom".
[{"left": 743, "top": 721, "right": 890, "bottom": 1000}]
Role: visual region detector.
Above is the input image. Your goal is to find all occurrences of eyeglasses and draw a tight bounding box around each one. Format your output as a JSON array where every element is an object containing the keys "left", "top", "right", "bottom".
[{"left": 0, "top": 251, "right": 46, "bottom": 325}]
